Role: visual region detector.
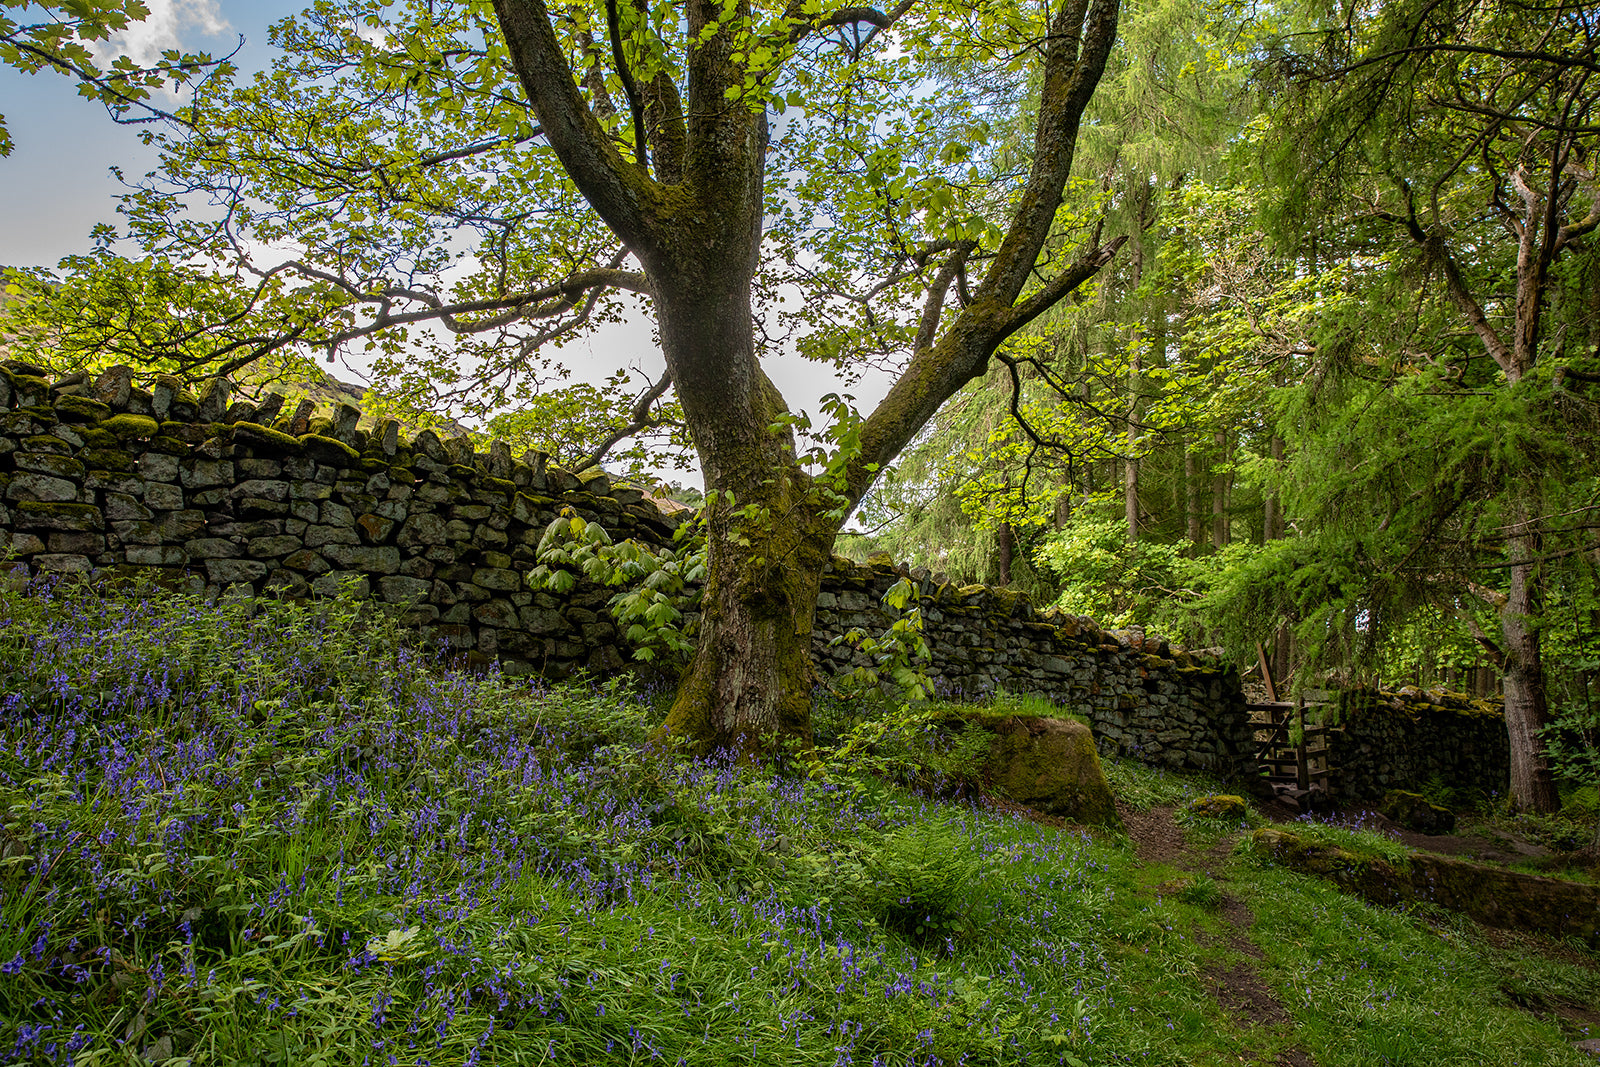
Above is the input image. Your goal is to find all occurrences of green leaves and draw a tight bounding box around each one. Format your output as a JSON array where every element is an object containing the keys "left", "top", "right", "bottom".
[
  {"left": 365, "top": 924, "right": 427, "bottom": 963},
  {"left": 527, "top": 506, "right": 706, "bottom": 663},
  {"left": 1036, "top": 514, "right": 1198, "bottom": 630},
  {"left": 830, "top": 576, "right": 933, "bottom": 702}
]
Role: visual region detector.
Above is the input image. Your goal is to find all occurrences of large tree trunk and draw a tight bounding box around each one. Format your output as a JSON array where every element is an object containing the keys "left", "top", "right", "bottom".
[
  {"left": 1501, "top": 522, "right": 1559, "bottom": 812},
  {"left": 1211, "top": 430, "right": 1230, "bottom": 549},
  {"left": 1124, "top": 344, "right": 1140, "bottom": 540},
  {"left": 1184, "top": 443, "right": 1203, "bottom": 553},
  {"left": 664, "top": 479, "right": 835, "bottom": 754},
  {"left": 651, "top": 277, "right": 838, "bottom": 755}
]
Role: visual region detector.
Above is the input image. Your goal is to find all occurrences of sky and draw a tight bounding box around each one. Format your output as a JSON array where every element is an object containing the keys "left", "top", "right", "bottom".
[
  {"left": 1, "top": 0, "right": 300, "bottom": 267},
  {"left": 1, "top": 1, "right": 897, "bottom": 482}
]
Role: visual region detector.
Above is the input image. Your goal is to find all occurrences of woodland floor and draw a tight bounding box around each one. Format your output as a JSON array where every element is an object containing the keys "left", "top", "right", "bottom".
[{"left": 1107, "top": 798, "right": 1600, "bottom": 1065}]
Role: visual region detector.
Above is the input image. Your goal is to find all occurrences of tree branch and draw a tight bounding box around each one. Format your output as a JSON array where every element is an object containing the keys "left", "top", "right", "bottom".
[
  {"left": 1450, "top": 599, "right": 1507, "bottom": 669},
  {"left": 846, "top": 0, "right": 1121, "bottom": 504},
  {"left": 493, "top": 0, "right": 662, "bottom": 255},
  {"left": 576, "top": 368, "right": 677, "bottom": 471},
  {"left": 913, "top": 244, "right": 974, "bottom": 353},
  {"left": 782, "top": 0, "right": 918, "bottom": 47},
  {"left": 1001, "top": 235, "right": 1129, "bottom": 337},
  {"left": 4, "top": 35, "right": 237, "bottom": 131},
  {"left": 1431, "top": 235, "right": 1516, "bottom": 374},
  {"left": 605, "top": 0, "right": 650, "bottom": 170},
  {"left": 1342, "top": 41, "right": 1600, "bottom": 79}
]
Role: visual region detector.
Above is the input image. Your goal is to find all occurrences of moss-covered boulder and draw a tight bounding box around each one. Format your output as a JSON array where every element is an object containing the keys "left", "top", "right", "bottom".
[
  {"left": 232, "top": 421, "right": 303, "bottom": 454},
  {"left": 576, "top": 466, "right": 611, "bottom": 496},
  {"left": 1188, "top": 794, "right": 1250, "bottom": 820},
  {"left": 1380, "top": 790, "right": 1456, "bottom": 835},
  {"left": 53, "top": 394, "right": 111, "bottom": 423},
  {"left": 79, "top": 449, "right": 135, "bottom": 473},
  {"left": 300, "top": 433, "right": 359, "bottom": 466},
  {"left": 1250, "top": 827, "right": 1382, "bottom": 879},
  {"left": 979, "top": 715, "right": 1119, "bottom": 827}
]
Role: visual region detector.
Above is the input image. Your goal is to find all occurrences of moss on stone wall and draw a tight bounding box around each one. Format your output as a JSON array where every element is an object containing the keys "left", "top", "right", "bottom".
[
  {"left": 101, "top": 414, "right": 159, "bottom": 440},
  {"left": 1252, "top": 827, "right": 1600, "bottom": 944},
  {"left": 1334, "top": 687, "right": 1509, "bottom": 802}
]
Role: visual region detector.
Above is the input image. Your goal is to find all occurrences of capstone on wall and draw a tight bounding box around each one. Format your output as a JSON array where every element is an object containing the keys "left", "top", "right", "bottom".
[{"left": 0, "top": 362, "right": 1254, "bottom": 783}]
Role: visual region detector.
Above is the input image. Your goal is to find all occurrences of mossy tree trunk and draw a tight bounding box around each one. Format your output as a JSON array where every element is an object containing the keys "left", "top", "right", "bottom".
[
  {"left": 662, "top": 462, "right": 837, "bottom": 753},
  {"left": 494, "top": 0, "right": 1124, "bottom": 754},
  {"left": 648, "top": 253, "right": 841, "bottom": 753}
]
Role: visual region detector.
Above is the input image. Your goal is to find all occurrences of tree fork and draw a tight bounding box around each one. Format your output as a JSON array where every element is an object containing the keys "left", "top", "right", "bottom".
[{"left": 492, "top": 0, "right": 1125, "bottom": 756}]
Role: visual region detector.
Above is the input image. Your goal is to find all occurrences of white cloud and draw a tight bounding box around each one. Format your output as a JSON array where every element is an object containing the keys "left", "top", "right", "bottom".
[{"left": 89, "top": 0, "right": 231, "bottom": 69}]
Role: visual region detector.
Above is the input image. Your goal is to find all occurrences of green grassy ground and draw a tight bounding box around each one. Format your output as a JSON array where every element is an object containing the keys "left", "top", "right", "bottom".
[{"left": 2, "top": 577, "right": 1596, "bottom": 1065}]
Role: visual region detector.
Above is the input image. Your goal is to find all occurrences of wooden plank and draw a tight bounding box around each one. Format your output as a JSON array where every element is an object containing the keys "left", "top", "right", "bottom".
[
  {"left": 1256, "top": 641, "right": 1279, "bottom": 702},
  {"left": 1296, "top": 697, "right": 1310, "bottom": 790}
]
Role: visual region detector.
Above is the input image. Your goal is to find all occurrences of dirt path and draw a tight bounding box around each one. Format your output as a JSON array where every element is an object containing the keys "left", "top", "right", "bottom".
[
  {"left": 1114, "top": 796, "right": 1600, "bottom": 1062},
  {"left": 1116, "top": 801, "right": 1316, "bottom": 1067}
]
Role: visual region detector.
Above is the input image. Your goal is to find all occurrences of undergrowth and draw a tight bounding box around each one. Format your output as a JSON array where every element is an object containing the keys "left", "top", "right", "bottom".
[{"left": 1, "top": 576, "right": 1595, "bottom": 1065}]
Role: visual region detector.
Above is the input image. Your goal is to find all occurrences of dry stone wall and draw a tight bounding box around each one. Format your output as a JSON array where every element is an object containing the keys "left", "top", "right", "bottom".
[
  {"left": 812, "top": 560, "right": 1257, "bottom": 781},
  {"left": 0, "top": 361, "right": 685, "bottom": 677},
  {"left": 1331, "top": 687, "right": 1510, "bottom": 803},
  {"left": 1, "top": 362, "right": 1251, "bottom": 782}
]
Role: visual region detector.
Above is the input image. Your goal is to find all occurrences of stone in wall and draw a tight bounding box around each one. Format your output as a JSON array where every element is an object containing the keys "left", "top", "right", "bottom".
[
  {"left": 0, "top": 360, "right": 688, "bottom": 681},
  {"left": 811, "top": 553, "right": 1257, "bottom": 786}
]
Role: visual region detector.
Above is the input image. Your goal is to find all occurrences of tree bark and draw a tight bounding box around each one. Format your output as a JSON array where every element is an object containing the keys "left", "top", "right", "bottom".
[
  {"left": 1263, "top": 433, "right": 1284, "bottom": 544},
  {"left": 664, "top": 466, "right": 836, "bottom": 754},
  {"left": 1185, "top": 443, "right": 1203, "bottom": 553},
  {"left": 494, "top": 0, "right": 1124, "bottom": 755},
  {"left": 1501, "top": 518, "right": 1559, "bottom": 812},
  {"left": 1123, "top": 181, "right": 1149, "bottom": 542},
  {"left": 1124, "top": 344, "right": 1140, "bottom": 540},
  {"left": 1263, "top": 432, "right": 1290, "bottom": 686},
  {"left": 649, "top": 278, "right": 840, "bottom": 755},
  {"left": 1417, "top": 183, "right": 1566, "bottom": 810},
  {"left": 1211, "top": 430, "right": 1229, "bottom": 549}
]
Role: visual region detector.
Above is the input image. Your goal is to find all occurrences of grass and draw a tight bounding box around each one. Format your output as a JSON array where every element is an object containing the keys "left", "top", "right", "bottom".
[
  {"left": 1269, "top": 817, "right": 1417, "bottom": 869},
  {"left": 1099, "top": 756, "right": 1225, "bottom": 813},
  {"left": 2, "top": 575, "right": 1598, "bottom": 1065}
]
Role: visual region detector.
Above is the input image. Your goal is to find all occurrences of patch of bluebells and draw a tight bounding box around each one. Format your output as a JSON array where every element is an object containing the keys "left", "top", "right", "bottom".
[
  {"left": 1, "top": 577, "right": 1137, "bottom": 1065},
  {"left": 1294, "top": 808, "right": 1404, "bottom": 839}
]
